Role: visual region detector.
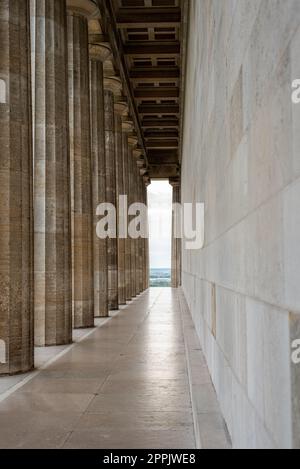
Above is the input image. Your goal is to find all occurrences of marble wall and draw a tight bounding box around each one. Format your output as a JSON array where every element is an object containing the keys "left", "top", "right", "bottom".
[{"left": 181, "top": 0, "right": 300, "bottom": 449}]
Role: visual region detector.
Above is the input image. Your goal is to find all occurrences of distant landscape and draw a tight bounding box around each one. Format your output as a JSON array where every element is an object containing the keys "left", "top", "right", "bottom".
[{"left": 150, "top": 268, "right": 171, "bottom": 287}]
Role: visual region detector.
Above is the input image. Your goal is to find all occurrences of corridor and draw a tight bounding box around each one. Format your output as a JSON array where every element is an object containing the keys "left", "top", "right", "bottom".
[{"left": 0, "top": 289, "right": 198, "bottom": 449}]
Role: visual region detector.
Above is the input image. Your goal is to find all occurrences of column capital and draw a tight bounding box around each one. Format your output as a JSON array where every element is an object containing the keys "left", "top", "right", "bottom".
[
  {"left": 139, "top": 168, "right": 148, "bottom": 176},
  {"left": 137, "top": 158, "right": 148, "bottom": 176},
  {"left": 67, "top": 0, "right": 100, "bottom": 18},
  {"left": 143, "top": 175, "right": 151, "bottom": 186},
  {"left": 128, "top": 135, "right": 139, "bottom": 148},
  {"left": 169, "top": 177, "right": 181, "bottom": 187},
  {"left": 104, "top": 76, "right": 123, "bottom": 97},
  {"left": 114, "top": 101, "right": 128, "bottom": 116},
  {"left": 133, "top": 147, "right": 143, "bottom": 159},
  {"left": 122, "top": 120, "right": 134, "bottom": 133},
  {"left": 89, "top": 43, "right": 112, "bottom": 62},
  {"left": 137, "top": 157, "right": 146, "bottom": 168}
]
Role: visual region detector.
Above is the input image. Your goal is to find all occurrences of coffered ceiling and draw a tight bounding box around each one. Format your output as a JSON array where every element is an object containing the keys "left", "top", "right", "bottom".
[{"left": 99, "top": 0, "right": 188, "bottom": 179}]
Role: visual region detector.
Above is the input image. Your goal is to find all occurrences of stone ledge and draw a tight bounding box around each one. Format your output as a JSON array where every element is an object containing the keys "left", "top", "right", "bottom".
[{"left": 178, "top": 288, "right": 232, "bottom": 450}]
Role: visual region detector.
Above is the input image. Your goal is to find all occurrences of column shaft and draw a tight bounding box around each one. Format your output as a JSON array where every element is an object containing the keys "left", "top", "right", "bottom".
[
  {"left": 32, "top": 0, "right": 72, "bottom": 346},
  {"left": 171, "top": 183, "right": 181, "bottom": 288},
  {"left": 104, "top": 90, "right": 118, "bottom": 310},
  {"left": 0, "top": 0, "right": 34, "bottom": 374},
  {"left": 138, "top": 177, "right": 144, "bottom": 293},
  {"left": 115, "top": 112, "right": 126, "bottom": 305},
  {"left": 144, "top": 183, "right": 150, "bottom": 290},
  {"left": 90, "top": 58, "right": 108, "bottom": 317},
  {"left": 123, "top": 132, "right": 131, "bottom": 301},
  {"left": 128, "top": 146, "right": 136, "bottom": 297},
  {"left": 68, "top": 12, "right": 94, "bottom": 328},
  {"left": 134, "top": 164, "right": 140, "bottom": 296}
]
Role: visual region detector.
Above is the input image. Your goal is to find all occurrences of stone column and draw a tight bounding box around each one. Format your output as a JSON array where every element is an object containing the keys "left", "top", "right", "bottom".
[
  {"left": 142, "top": 183, "right": 147, "bottom": 292},
  {"left": 128, "top": 135, "right": 138, "bottom": 298},
  {"left": 115, "top": 102, "right": 128, "bottom": 305},
  {"left": 141, "top": 182, "right": 146, "bottom": 292},
  {"left": 139, "top": 177, "right": 145, "bottom": 293},
  {"left": 138, "top": 176, "right": 143, "bottom": 293},
  {"left": 67, "top": 0, "right": 98, "bottom": 328},
  {"left": 31, "top": 0, "right": 72, "bottom": 347},
  {"left": 0, "top": 0, "right": 34, "bottom": 374},
  {"left": 135, "top": 167, "right": 141, "bottom": 296},
  {"left": 103, "top": 76, "right": 122, "bottom": 310},
  {"left": 89, "top": 43, "right": 111, "bottom": 317},
  {"left": 133, "top": 147, "right": 142, "bottom": 295},
  {"left": 143, "top": 176, "right": 150, "bottom": 290},
  {"left": 170, "top": 178, "right": 181, "bottom": 288},
  {"left": 137, "top": 157, "right": 148, "bottom": 293},
  {"left": 122, "top": 120, "right": 134, "bottom": 302}
]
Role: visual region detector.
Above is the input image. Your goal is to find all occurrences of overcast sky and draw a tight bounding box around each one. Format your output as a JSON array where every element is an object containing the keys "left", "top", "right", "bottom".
[{"left": 147, "top": 180, "right": 172, "bottom": 269}]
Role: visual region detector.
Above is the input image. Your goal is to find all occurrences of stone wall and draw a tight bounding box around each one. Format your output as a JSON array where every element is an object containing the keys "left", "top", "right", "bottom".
[{"left": 181, "top": 0, "right": 300, "bottom": 449}]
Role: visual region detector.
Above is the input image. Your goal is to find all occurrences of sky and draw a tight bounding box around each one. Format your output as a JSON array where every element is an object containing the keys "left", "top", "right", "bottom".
[{"left": 147, "top": 180, "right": 172, "bottom": 269}]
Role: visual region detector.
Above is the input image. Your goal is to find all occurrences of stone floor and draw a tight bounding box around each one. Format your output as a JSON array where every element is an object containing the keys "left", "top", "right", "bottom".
[{"left": 0, "top": 288, "right": 228, "bottom": 449}]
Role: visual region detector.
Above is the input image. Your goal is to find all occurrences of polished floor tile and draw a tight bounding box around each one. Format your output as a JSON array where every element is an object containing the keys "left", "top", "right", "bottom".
[{"left": 0, "top": 289, "right": 196, "bottom": 449}]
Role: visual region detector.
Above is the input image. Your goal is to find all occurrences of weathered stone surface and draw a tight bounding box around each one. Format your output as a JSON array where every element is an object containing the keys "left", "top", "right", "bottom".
[
  {"left": 104, "top": 87, "right": 118, "bottom": 310},
  {"left": 115, "top": 104, "right": 127, "bottom": 305},
  {"left": 0, "top": 0, "right": 34, "bottom": 374},
  {"left": 138, "top": 177, "right": 144, "bottom": 294},
  {"left": 90, "top": 55, "right": 108, "bottom": 317},
  {"left": 122, "top": 127, "right": 131, "bottom": 302},
  {"left": 143, "top": 182, "right": 150, "bottom": 291},
  {"left": 67, "top": 10, "right": 94, "bottom": 328},
  {"left": 32, "top": 0, "right": 72, "bottom": 346},
  {"left": 66, "top": 0, "right": 99, "bottom": 19},
  {"left": 170, "top": 180, "right": 181, "bottom": 289},
  {"left": 181, "top": 0, "right": 300, "bottom": 449},
  {"left": 127, "top": 139, "right": 137, "bottom": 298},
  {"left": 133, "top": 163, "right": 139, "bottom": 297}
]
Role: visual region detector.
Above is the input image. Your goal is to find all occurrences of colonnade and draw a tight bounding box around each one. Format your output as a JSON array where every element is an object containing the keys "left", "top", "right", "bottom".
[{"left": 0, "top": 0, "right": 149, "bottom": 375}]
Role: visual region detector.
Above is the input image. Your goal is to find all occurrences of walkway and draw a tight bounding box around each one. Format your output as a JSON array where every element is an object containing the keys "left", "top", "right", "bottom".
[{"left": 0, "top": 289, "right": 195, "bottom": 448}]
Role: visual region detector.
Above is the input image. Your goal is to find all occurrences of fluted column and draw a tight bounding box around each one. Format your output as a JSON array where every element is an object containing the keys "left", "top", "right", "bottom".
[
  {"left": 138, "top": 177, "right": 144, "bottom": 293},
  {"left": 89, "top": 43, "right": 111, "bottom": 317},
  {"left": 122, "top": 121, "right": 134, "bottom": 301},
  {"left": 170, "top": 178, "right": 181, "bottom": 288},
  {"left": 136, "top": 175, "right": 142, "bottom": 294},
  {"left": 0, "top": 0, "right": 34, "bottom": 374},
  {"left": 133, "top": 160, "right": 139, "bottom": 296},
  {"left": 143, "top": 183, "right": 147, "bottom": 292},
  {"left": 104, "top": 76, "right": 122, "bottom": 310},
  {"left": 31, "top": 0, "right": 72, "bottom": 347},
  {"left": 137, "top": 157, "right": 148, "bottom": 294},
  {"left": 143, "top": 176, "right": 150, "bottom": 290},
  {"left": 133, "top": 147, "right": 142, "bottom": 295},
  {"left": 67, "top": 0, "right": 98, "bottom": 328},
  {"left": 128, "top": 135, "right": 138, "bottom": 298},
  {"left": 115, "top": 102, "right": 128, "bottom": 305}
]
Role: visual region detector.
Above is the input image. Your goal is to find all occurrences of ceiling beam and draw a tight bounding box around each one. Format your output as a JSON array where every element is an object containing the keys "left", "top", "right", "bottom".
[
  {"left": 148, "top": 165, "right": 179, "bottom": 179},
  {"left": 144, "top": 130, "right": 179, "bottom": 138},
  {"left": 142, "top": 118, "right": 179, "bottom": 128},
  {"left": 146, "top": 140, "right": 179, "bottom": 149},
  {"left": 134, "top": 87, "right": 180, "bottom": 99},
  {"left": 116, "top": 7, "right": 181, "bottom": 28},
  {"left": 148, "top": 149, "right": 179, "bottom": 160},
  {"left": 124, "top": 42, "right": 180, "bottom": 56},
  {"left": 138, "top": 103, "right": 180, "bottom": 115},
  {"left": 130, "top": 67, "right": 180, "bottom": 80}
]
